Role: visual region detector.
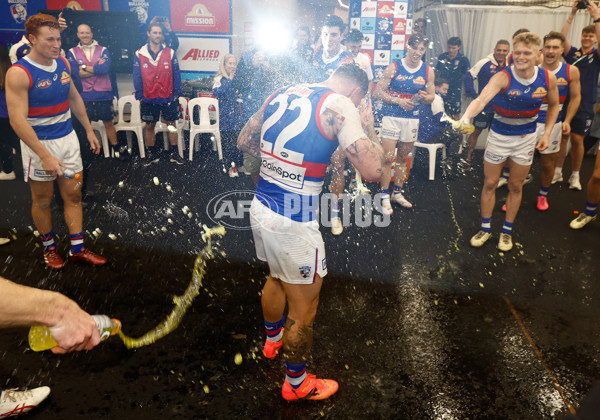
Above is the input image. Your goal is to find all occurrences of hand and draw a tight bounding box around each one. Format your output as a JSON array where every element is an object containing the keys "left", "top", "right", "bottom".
[
  {"left": 536, "top": 134, "right": 549, "bottom": 151},
  {"left": 162, "top": 19, "right": 172, "bottom": 32},
  {"left": 572, "top": 0, "right": 579, "bottom": 15},
  {"left": 41, "top": 154, "right": 66, "bottom": 177},
  {"left": 457, "top": 117, "right": 473, "bottom": 134},
  {"left": 87, "top": 130, "right": 101, "bottom": 154},
  {"left": 398, "top": 98, "right": 415, "bottom": 111},
  {"left": 562, "top": 121, "right": 572, "bottom": 136},
  {"left": 58, "top": 12, "right": 67, "bottom": 32},
  {"left": 588, "top": 0, "right": 599, "bottom": 19},
  {"left": 97, "top": 58, "right": 106, "bottom": 65},
  {"left": 49, "top": 296, "right": 101, "bottom": 354}
]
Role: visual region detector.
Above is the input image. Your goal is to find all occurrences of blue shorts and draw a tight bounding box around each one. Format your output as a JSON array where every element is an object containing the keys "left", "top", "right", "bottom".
[
  {"left": 85, "top": 100, "right": 114, "bottom": 122},
  {"left": 570, "top": 110, "right": 594, "bottom": 136},
  {"left": 473, "top": 111, "right": 494, "bottom": 130},
  {"left": 141, "top": 100, "right": 180, "bottom": 123}
]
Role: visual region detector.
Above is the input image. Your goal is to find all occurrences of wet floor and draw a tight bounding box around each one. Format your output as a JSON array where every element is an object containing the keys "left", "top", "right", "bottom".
[{"left": 1, "top": 144, "right": 600, "bottom": 419}]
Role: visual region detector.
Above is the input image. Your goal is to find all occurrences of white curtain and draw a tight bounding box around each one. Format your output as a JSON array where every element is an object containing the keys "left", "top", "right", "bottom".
[{"left": 423, "top": 5, "right": 591, "bottom": 67}]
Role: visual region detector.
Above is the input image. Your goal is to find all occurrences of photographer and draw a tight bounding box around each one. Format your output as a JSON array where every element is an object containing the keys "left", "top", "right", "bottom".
[{"left": 555, "top": 0, "right": 600, "bottom": 189}]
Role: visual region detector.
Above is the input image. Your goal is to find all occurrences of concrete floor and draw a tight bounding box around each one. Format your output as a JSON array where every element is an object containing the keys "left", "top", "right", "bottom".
[{"left": 1, "top": 143, "right": 599, "bottom": 419}]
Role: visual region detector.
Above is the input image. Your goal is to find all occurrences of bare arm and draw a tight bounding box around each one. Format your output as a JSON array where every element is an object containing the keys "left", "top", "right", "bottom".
[
  {"left": 563, "top": 65, "right": 581, "bottom": 136},
  {"left": 587, "top": 1, "right": 600, "bottom": 58},
  {"left": 237, "top": 106, "right": 266, "bottom": 158},
  {"left": 538, "top": 72, "right": 560, "bottom": 151},
  {"left": 343, "top": 137, "right": 384, "bottom": 181},
  {"left": 460, "top": 71, "right": 509, "bottom": 125},
  {"left": 6, "top": 66, "right": 65, "bottom": 174},
  {"left": 561, "top": 1, "right": 579, "bottom": 53},
  {"left": 0, "top": 276, "right": 100, "bottom": 354}
]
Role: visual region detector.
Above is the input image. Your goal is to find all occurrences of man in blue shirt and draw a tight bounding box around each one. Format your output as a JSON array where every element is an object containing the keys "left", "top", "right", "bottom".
[
  {"left": 435, "top": 37, "right": 470, "bottom": 120},
  {"left": 557, "top": 1, "right": 600, "bottom": 189}
]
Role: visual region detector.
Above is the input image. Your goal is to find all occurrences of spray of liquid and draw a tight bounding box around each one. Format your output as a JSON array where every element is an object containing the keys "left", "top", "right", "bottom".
[{"left": 117, "top": 225, "right": 226, "bottom": 349}]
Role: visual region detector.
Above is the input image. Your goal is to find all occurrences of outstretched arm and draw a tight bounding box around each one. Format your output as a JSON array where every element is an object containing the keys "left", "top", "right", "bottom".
[
  {"left": 459, "top": 71, "right": 509, "bottom": 128},
  {"left": 237, "top": 105, "right": 266, "bottom": 158},
  {"left": 561, "top": 1, "right": 579, "bottom": 53}
]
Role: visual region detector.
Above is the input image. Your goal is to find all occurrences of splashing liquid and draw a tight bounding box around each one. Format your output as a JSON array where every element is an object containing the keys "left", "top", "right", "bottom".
[{"left": 118, "top": 225, "right": 226, "bottom": 349}]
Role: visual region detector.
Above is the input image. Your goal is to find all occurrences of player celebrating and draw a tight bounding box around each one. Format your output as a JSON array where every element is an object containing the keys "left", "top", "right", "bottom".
[
  {"left": 459, "top": 32, "right": 559, "bottom": 251},
  {"left": 238, "top": 64, "right": 384, "bottom": 401}
]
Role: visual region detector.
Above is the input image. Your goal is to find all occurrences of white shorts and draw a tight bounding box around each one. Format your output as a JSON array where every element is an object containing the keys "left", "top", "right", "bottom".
[
  {"left": 250, "top": 198, "right": 327, "bottom": 285},
  {"left": 380, "top": 116, "right": 419, "bottom": 143},
  {"left": 536, "top": 122, "right": 562, "bottom": 155},
  {"left": 484, "top": 129, "right": 537, "bottom": 166},
  {"left": 21, "top": 130, "right": 83, "bottom": 182}
]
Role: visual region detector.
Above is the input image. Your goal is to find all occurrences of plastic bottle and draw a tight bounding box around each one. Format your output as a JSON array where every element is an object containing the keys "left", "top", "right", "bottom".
[
  {"left": 28, "top": 315, "right": 121, "bottom": 352},
  {"left": 410, "top": 91, "right": 422, "bottom": 105},
  {"left": 62, "top": 168, "right": 81, "bottom": 180}
]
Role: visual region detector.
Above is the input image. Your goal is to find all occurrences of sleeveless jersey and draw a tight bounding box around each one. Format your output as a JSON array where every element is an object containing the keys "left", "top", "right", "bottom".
[
  {"left": 538, "top": 63, "right": 569, "bottom": 125},
  {"left": 381, "top": 59, "right": 429, "bottom": 119},
  {"left": 313, "top": 49, "right": 353, "bottom": 82},
  {"left": 256, "top": 85, "right": 340, "bottom": 222},
  {"left": 491, "top": 66, "right": 549, "bottom": 135},
  {"left": 13, "top": 56, "right": 72, "bottom": 140}
]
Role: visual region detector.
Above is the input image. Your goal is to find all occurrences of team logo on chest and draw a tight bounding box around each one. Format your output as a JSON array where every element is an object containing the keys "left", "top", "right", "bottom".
[
  {"left": 507, "top": 89, "right": 521, "bottom": 97},
  {"left": 556, "top": 77, "right": 568, "bottom": 86},
  {"left": 60, "top": 71, "right": 71, "bottom": 85},
  {"left": 37, "top": 79, "right": 52, "bottom": 89},
  {"left": 414, "top": 76, "right": 426, "bottom": 85}
]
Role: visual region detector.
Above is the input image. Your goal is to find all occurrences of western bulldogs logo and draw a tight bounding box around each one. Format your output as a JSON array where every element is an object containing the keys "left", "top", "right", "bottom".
[
  {"left": 10, "top": 2, "right": 27, "bottom": 24},
  {"left": 299, "top": 266, "right": 312, "bottom": 279}
]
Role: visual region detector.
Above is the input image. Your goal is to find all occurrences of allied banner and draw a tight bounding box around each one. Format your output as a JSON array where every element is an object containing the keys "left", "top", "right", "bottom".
[
  {"left": 170, "top": 0, "right": 231, "bottom": 34},
  {"left": 177, "top": 36, "right": 230, "bottom": 73},
  {"left": 1, "top": 0, "right": 47, "bottom": 30},
  {"left": 46, "top": 0, "right": 101, "bottom": 10}
]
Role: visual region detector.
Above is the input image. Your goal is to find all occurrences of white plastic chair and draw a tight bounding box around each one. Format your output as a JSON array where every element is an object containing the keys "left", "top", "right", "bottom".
[
  {"left": 91, "top": 120, "right": 110, "bottom": 158},
  {"left": 187, "top": 97, "right": 222, "bottom": 161},
  {"left": 114, "top": 95, "right": 146, "bottom": 158},
  {"left": 413, "top": 142, "right": 446, "bottom": 181}
]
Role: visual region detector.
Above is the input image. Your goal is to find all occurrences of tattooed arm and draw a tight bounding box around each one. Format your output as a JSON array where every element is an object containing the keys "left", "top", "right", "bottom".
[{"left": 237, "top": 106, "right": 266, "bottom": 158}]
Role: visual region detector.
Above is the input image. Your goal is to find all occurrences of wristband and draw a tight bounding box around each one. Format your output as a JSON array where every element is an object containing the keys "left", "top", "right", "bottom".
[{"left": 594, "top": 17, "right": 600, "bottom": 23}]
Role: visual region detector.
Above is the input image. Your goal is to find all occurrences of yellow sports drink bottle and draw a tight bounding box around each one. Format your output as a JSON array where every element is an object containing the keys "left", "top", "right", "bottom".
[
  {"left": 28, "top": 315, "right": 121, "bottom": 351},
  {"left": 440, "top": 113, "right": 475, "bottom": 134}
]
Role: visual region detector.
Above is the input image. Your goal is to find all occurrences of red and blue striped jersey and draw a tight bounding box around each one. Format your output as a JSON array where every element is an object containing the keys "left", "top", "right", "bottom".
[
  {"left": 491, "top": 66, "right": 549, "bottom": 135},
  {"left": 382, "top": 59, "right": 429, "bottom": 119},
  {"left": 256, "top": 84, "right": 341, "bottom": 222},
  {"left": 538, "top": 63, "right": 570, "bottom": 125},
  {"left": 13, "top": 56, "right": 72, "bottom": 140}
]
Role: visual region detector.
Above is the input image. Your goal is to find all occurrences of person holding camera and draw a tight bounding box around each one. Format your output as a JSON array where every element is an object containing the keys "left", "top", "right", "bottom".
[{"left": 555, "top": 0, "right": 600, "bottom": 190}]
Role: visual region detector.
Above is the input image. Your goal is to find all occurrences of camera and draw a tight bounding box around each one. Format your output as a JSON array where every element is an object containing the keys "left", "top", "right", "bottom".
[{"left": 577, "top": 0, "right": 590, "bottom": 10}]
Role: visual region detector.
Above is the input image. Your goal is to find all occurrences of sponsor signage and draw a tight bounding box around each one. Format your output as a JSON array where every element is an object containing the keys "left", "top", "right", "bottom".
[
  {"left": 170, "top": 0, "right": 231, "bottom": 34},
  {"left": 177, "top": 36, "right": 230, "bottom": 72},
  {"left": 1, "top": 0, "right": 47, "bottom": 30},
  {"left": 46, "top": 0, "right": 101, "bottom": 10}
]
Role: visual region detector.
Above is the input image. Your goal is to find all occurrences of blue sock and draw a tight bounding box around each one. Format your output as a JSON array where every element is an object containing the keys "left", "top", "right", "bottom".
[
  {"left": 39, "top": 230, "right": 56, "bottom": 251},
  {"left": 381, "top": 188, "right": 389, "bottom": 196},
  {"left": 501, "top": 167, "right": 510, "bottom": 179},
  {"left": 70, "top": 232, "right": 84, "bottom": 254},
  {"left": 585, "top": 201, "right": 599, "bottom": 217},
  {"left": 538, "top": 186, "right": 550, "bottom": 197},
  {"left": 481, "top": 217, "right": 491, "bottom": 233},
  {"left": 264, "top": 316, "right": 285, "bottom": 343},
  {"left": 331, "top": 201, "right": 341, "bottom": 219},
  {"left": 393, "top": 185, "right": 403, "bottom": 195},
  {"left": 285, "top": 360, "right": 307, "bottom": 389},
  {"left": 502, "top": 221, "right": 514, "bottom": 235}
]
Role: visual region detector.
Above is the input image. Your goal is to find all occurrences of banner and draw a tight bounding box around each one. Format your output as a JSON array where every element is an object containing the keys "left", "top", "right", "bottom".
[
  {"left": 170, "top": 0, "right": 231, "bottom": 34},
  {"left": 107, "top": 0, "right": 170, "bottom": 25},
  {"left": 1, "top": 0, "right": 47, "bottom": 30},
  {"left": 46, "top": 0, "right": 101, "bottom": 10},
  {"left": 177, "top": 36, "right": 230, "bottom": 73}
]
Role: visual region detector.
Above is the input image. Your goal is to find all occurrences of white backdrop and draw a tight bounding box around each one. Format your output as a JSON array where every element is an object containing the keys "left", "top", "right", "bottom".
[{"left": 421, "top": 5, "right": 595, "bottom": 147}]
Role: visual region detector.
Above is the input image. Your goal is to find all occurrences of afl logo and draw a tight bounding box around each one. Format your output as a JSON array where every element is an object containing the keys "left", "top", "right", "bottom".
[
  {"left": 507, "top": 89, "right": 521, "bottom": 97},
  {"left": 37, "top": 80, "right": 52, "bottom": 89}
]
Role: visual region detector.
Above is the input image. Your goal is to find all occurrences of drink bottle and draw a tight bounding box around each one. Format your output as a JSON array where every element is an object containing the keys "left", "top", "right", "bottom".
[
  {"left": 28, "top": 315, "right": 121, "bottom": 352},
  {"left": 410, "top": 91, "right": 422, "bottom": 105},
  {"left": 62, "top": 168, "right": 81, "bottom": 180}
]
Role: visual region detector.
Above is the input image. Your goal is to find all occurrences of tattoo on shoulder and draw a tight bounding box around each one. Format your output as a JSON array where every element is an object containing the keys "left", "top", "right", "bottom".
[{"left": 321, "top": 107, "right": 345, "bottom": 139}]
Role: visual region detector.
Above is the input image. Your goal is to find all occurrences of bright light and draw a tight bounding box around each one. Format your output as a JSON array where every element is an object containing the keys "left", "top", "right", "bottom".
[{"left": 255, "top": 20, "right": 292, "bottom": 54}]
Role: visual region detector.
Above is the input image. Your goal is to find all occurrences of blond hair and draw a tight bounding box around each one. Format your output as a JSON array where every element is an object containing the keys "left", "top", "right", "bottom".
[
  {"left": 213, "top": 54, "right": 237, "bottom": 89},
  {"left": 513, "top": 32, "right": 541, "bottom": 49}
]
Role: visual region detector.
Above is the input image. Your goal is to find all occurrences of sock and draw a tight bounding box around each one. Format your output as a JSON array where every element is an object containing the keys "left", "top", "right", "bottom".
[
  {"left": 538, "top": 186, "right": 550, "bottom": 197},
  {"left": 285, "top": 360, "right": 307, "bottom": 389},
  {"left": 501, "top": 167, "right": 510, "bottom": 179},
  {"left": 393, "top": 185, "right": 403, "bottom": 195},
  {"left": 70, "top": 232, "right": 84, "bottom": 254},
  {"left": 381, "top": 188, "right": 390, "bottom": 198},
  {"left": 481, "top": 217, "right": 491, "bottom": 233},
  {"left": 39, "top": 230, "right": 56, "bottom": 251},
  {"left": 502, "top": 221, "right": 513, "bottom": 235},
  {"left": 571, "top": 171, "right": 580, "bottom": 178},
  {"left": 584, "top": 201, "right": 599, "bottom": 217},
  {"left": 264, "top": 316, "right": 285, "bottom": 343},
  {"left": 331, "top": 200, "right": 341, "bottom": 219}
]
